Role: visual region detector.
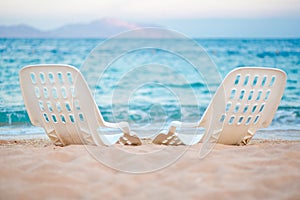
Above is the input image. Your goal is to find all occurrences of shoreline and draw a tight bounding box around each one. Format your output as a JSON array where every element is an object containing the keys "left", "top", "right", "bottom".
[
  {"left": 1, "top": 137, "right": 300, "bottom": 147},
  {"left": 1, "top": 128, "right": 300, "bottom": 141}
]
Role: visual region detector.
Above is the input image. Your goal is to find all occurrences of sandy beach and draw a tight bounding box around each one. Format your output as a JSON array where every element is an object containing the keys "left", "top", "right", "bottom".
[{"left": 1, "top": 138, "right": 300, "bottom": 200}]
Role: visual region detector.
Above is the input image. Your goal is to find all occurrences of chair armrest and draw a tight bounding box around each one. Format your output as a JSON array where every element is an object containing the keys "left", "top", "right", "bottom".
[
  {"left": 168, "top": 121, "right": 199, "bottom": 134},
  {"left": 103, "top": 121, "right": 130, "bottom": 134}
]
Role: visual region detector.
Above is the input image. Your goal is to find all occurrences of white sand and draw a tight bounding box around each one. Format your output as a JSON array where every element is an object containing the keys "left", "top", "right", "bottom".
[{"left": 0, "top": 139, "right": 300, "bottom": 199}]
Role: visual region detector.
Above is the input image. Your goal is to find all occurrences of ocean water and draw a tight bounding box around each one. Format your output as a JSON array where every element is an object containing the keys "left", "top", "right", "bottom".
[{"left": 0, "top": 38, "right": 299, "bottom": 140}]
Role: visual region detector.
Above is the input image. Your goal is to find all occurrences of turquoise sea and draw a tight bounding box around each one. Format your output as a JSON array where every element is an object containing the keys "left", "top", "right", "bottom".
[{"left": 0, "top": 38, "right": 299, "bottom": 140}]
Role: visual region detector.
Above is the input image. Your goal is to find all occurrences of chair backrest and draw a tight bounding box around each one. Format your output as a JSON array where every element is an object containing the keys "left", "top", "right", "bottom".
[
  {"left": 199, "top": 67, "right": 286, "bottom": 145},
  {"left": 20, "top": 64, "right": 106, "bottom": 146}
]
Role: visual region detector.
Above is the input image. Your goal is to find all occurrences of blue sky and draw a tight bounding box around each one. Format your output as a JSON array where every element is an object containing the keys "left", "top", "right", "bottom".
[{"left": 0, "top": 0, "right": 300, "bottom": 37}]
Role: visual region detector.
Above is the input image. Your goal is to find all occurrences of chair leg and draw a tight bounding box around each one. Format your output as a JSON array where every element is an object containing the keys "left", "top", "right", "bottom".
[
  {"left": 119, "top": 133, "right": 142, "bottom": 145},
  {"left": 152, "top": 131, "right": 183, "bottom": 145},
  {"left": 47, "top": 129, "right": 64, "bottom": 146},
  {"left": 241, "top": 130, "right": 255, "bottom": 145}
]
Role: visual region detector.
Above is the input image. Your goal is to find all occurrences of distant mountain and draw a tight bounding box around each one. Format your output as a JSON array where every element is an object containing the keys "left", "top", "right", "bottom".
[
  {"left": 0, "top": 24, "right": 44, "bottom": 38},
  {"left": 0, "top": 18, "right": 158, "bottom": 38}
]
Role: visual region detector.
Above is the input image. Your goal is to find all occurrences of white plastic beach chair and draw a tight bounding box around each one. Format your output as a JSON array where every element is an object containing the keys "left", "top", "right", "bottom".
[
  {"left": 20, "top": 64, "right": 142, "bottom": 146},
  {"left": 153, "top": 67, "right": 287, "bottom": 145}
]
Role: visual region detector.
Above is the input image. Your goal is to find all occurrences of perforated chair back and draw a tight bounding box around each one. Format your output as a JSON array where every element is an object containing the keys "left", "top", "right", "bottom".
[
  {"left": 20, "top": 64, "right": 141, "bottom": 146},
  {"left": 201, "top": 67, "right": 286, "bottom": 144}
]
